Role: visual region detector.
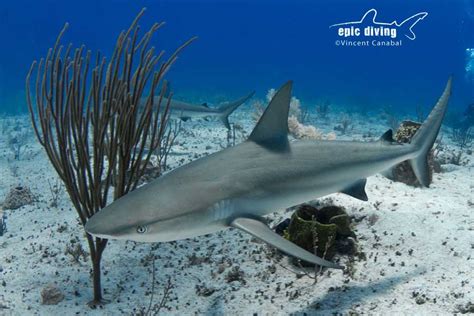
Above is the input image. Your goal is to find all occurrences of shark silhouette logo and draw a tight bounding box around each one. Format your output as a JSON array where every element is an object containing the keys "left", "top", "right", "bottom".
[{"left": 330, "top": 9, "right": 428, "bottom": 40}]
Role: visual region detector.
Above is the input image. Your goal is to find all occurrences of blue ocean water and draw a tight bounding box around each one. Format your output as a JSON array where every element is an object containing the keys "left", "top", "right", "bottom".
[{"left": 0, "top": 0, "right": 473, "bottom": 116}]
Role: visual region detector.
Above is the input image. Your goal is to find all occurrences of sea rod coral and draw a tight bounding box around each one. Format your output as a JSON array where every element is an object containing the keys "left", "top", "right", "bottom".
[{"left": 26, "top": 8, "right": 194, "bottom": 305}]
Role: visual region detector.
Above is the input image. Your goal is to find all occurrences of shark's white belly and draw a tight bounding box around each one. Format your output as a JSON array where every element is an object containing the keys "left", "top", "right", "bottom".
[
  {"left": 149, "top": 194, "right": 289, "bottom": 242},
  {"left": 148, "top": 199, "right": 237, "bottom": 242}
]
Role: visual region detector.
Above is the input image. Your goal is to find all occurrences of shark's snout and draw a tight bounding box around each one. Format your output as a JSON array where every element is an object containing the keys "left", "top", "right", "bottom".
[
  {"left": 84, "top": 203, "right": 143, "bottom": 241},
  {"left": 84, "top": 215, "right": 106, "bottom": 237},
  {"left": 84, "top": 210, "right": 119, "bottom": 239}
]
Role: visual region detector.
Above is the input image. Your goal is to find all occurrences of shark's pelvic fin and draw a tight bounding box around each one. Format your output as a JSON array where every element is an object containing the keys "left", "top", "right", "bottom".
[
  {"left": 230, "top": 216, "right": 343, "bottom": 269},
  {"left": 409, "top": 77, "right": 452, "bottom": 187},
  {"left": 218, "top": 91, "right": 255, "bottom": 129},
  {"left": 341, "top": 179, "right": 368, "bottom": 201},
  {"left": 248, "top": 81, "right": 292, "bottom": 152}
]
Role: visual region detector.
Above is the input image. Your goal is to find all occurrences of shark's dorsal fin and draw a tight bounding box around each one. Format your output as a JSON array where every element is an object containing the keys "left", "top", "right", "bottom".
[
  {"left": 379, "top": 129, "right": 394, "bottom": 143},
  {"left": 340, "top": 179, "right": 368, "bottom": 201},
  {"left": 201, "top": 103, "right": 209, "bottom": 108},
  {"left": 248, "top": 81, "right": 292, "bottom": 151}
]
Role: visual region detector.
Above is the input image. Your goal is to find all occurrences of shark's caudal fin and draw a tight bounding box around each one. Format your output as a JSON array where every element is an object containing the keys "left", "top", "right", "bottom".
[
  {"left": 218, "top": 91, "right": 255, "bottom": 129},
  {"left": 248, "top": 81, "right": 292, "bottom": 151},
  {"left": 409, "top": 77, "right": 452, "bottom": 187},
  {"left": 230, "top": 217, "right": 343, "bottom": 269}
]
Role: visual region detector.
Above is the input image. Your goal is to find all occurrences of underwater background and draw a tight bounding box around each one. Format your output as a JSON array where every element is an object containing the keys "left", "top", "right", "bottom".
[
  {"left": 0, "top": 0, "right": 473, "bottom": 116},
  {"left": 1, "top": 1, "right": 473, "bottom": 314}
]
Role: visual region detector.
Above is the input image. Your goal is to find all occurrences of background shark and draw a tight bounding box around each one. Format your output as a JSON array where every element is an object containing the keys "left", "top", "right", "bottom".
[
  {"left": 163, "top": 91, "right": 255, "bottom": 129},
  {"left": 86, "top": 78, "right": 451, "bottom": 270}
]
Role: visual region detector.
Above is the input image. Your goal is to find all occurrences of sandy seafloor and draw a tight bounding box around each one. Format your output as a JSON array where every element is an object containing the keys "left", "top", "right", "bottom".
[{"left": 0, "top": 102, "right": 472, "bottom": 316}]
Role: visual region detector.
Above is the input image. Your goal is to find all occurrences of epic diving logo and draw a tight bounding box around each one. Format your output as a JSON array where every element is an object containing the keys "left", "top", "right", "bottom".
[{"left": 330, "top": 9, "right": 428, "bottom": 47}]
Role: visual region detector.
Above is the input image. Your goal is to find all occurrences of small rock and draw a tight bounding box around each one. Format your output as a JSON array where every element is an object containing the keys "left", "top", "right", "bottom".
[
  {"left": 195, "top": 284, "right": 216, "bottom": 297},
  {"left": 217, "top": 264, "right": 226, "bottom": 274},
  {"left": 457, "top": 302, "right": 474, "bottom": 314},
  {"left": 0, "top": 302, "right": 9, "bottom": 310},
  {"left": 41, "top": 284, "right": 64, "bottom": 305}
]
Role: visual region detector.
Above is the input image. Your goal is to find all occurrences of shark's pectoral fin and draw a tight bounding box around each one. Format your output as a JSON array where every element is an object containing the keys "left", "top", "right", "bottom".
[
  {"left": 230, "top": 216, "right": 343, "bottom": 269},
  {"left": 340, "top": 179, "right": 368, "bottom": 201}
]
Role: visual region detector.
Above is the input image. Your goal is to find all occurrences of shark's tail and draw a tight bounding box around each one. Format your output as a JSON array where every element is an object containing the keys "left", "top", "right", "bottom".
[
  {"left": 399, "top": 12, "right": 428, "bottom": 40},
  {"left": 409, "top": 77, "right": 452, "bottom": 187},
  {"left": 217, "top": 91, "right": 255, "bottom": 129}
]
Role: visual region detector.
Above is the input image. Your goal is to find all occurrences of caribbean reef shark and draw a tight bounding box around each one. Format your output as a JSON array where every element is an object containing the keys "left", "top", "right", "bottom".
[
  {"left": 86, "top": 78, "right": 451, "bottom": 269},
  {"left": 164, "top": 91, "right": 255, "bottom": 129}
]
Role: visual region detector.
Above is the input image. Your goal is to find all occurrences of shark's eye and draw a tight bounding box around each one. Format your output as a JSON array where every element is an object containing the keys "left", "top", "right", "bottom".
[{"left": 136, "top": 226, "right": 148, "bottom": 234}]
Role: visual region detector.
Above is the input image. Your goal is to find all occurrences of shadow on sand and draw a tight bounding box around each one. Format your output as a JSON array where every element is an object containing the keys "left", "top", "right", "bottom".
[
  {"left": 200, "top": 270, "right": 422, "bottom": 315},
  {"left": 292, "top": 270, "right": 421, "bottom": 315}
]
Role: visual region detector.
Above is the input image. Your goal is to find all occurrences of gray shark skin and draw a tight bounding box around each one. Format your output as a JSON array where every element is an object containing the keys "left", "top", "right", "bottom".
[
  {"left": 86, "top": 78, "right": 451, "bottom": 269},
  {"left": 164, "top": 91, "right": 255, "bottom": 129}
]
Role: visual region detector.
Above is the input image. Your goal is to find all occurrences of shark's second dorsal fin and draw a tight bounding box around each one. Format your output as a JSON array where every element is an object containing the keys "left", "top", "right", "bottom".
[
  {"left": 248, "top": 81, "right": 292, "bottom": 151},
  {"left": 379, "top": 129, "right": 394, "bottom": 143}
]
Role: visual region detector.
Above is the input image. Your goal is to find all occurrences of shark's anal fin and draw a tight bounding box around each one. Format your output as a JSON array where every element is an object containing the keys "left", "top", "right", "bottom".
[
  {"left": 341, "top": 179, "right": 368, "bottom": 201},
  {"left": 230, "top": 217, "right": 343, "bottom": 269},
  {"left": 247, "top": 81, "right": 292, "bottom": 152}
]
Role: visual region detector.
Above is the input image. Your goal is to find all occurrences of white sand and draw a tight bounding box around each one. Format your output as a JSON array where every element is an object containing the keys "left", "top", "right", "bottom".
[{"left": 0, "top": 108, "right": 472, "bottom": 315}]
